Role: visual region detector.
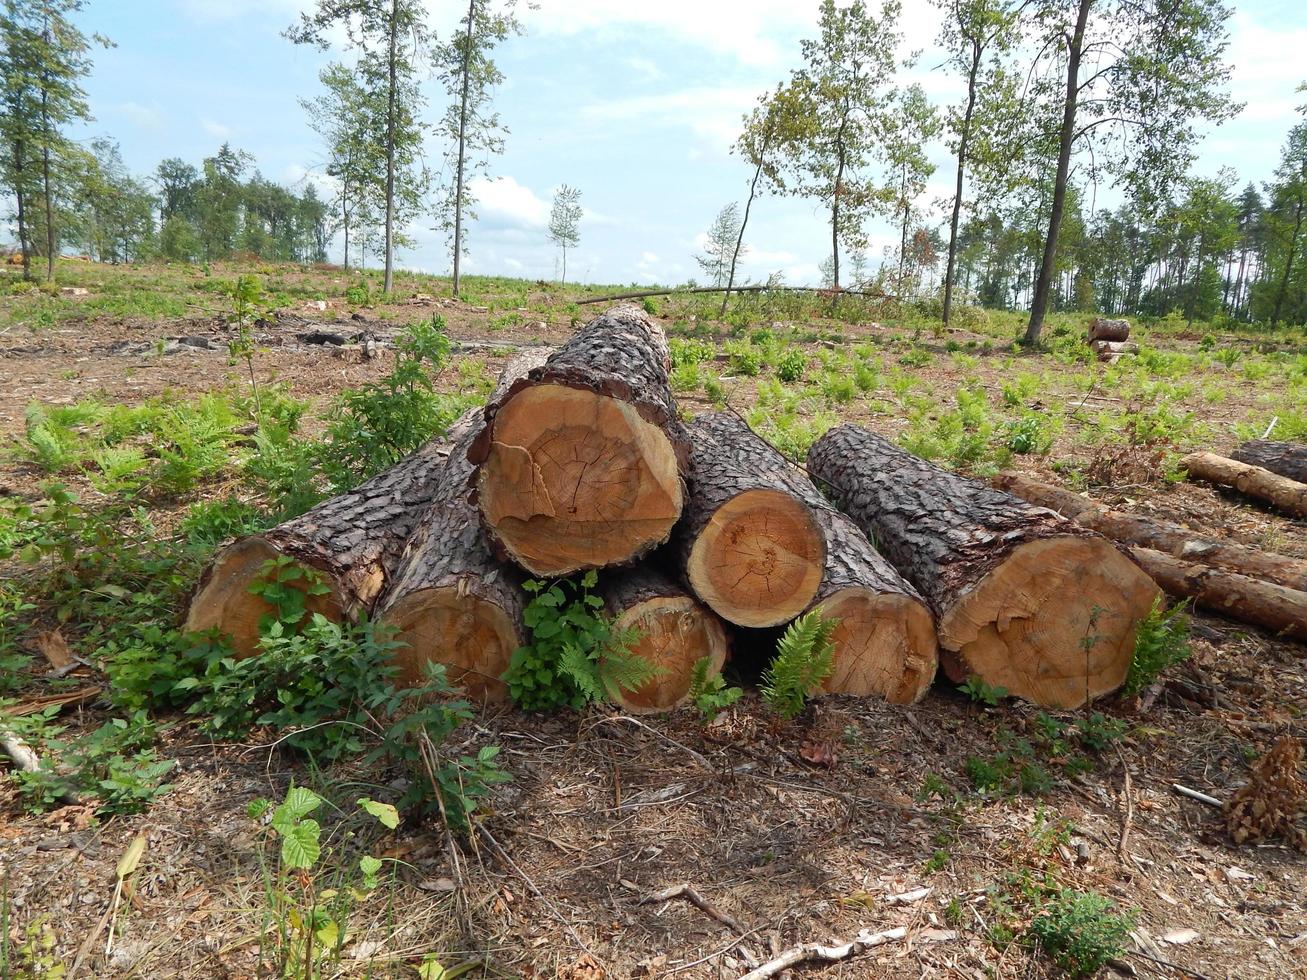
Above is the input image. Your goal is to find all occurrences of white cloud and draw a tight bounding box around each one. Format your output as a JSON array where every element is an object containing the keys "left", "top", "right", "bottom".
[
  {"left": 200, "top": 118, "right": 232, "bottom": 140},
  {"left": 119, "top": 101, "right": 162, "bottom": 129},
  {"left": 622, "top": 56, "right": 664, "bottom": 83},
  {"left": 180, "top": 0, "right": 298, "bottom": 22},
  {"left": 468, "top": 175, "right": 550, "bottom": 230},
  {"left": 580, "top": 86, "right": 761, "bottom": 152},
  {"left": 638, "top": 251, "right": 659, "bottom": 266}
]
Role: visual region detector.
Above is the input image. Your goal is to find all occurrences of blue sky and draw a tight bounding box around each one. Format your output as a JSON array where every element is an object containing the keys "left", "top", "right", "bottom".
[{"left": 70, "top": 0, "right": 1307, "bottom": 286}]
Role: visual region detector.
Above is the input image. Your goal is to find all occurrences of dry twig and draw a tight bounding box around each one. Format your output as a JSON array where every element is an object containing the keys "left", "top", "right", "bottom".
[
  {"left": 739, "top": 926, "right": 908, "bottom": 979},
  {"left": 637, "top": 883, "right": 749, "bottom": 935}
]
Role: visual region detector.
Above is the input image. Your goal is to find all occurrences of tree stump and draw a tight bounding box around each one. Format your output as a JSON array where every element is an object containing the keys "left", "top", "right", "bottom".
[
  {"left": 468, "top": 305, "right": 688, "bottom": 576},
  {"left": 808, "top": 425, "right": 1160, "bottom": 708}
]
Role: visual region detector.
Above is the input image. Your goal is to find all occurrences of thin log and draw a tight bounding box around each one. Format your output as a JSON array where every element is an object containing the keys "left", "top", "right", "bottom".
[
  {"left": 994, "top": 472, "right": 1307, "bottom": 592},
  {"left": 809, "top": 425, "right": 1159, "bottom": 708},
  {"left": 468, "top": 305, "right": 688, "bottom": 576},
  {"left": 575, "top": 285, "right": 894, "bottom": 306},
  {"left": 1230, "top": 440, "right": 1307, "bottom": 484},
  {"left": 1181, "top": 451, "right": 1307, "bottom": 518}
]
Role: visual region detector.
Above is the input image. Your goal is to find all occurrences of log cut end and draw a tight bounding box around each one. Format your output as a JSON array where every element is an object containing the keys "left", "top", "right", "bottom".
[
  {"left": 815, "top": 587, "right": 939, "bottom": 704},
  {"left": 938, "top": 535, "right": 1160, "bottom": 708},
  {"left": 477, "top": 384, "right": 683, "bottom": 575},
  {"left": 607, "top": 596, "right": 729, "bottom": 713},
  {"left": 184, "top": 537, "right": 346, "bottom": 658},
  {"left": 380, "top": 587, "right": 520, "bottom": 701},
  {"left": 687, "top": 488, "right": 826, "bottom": 628}
]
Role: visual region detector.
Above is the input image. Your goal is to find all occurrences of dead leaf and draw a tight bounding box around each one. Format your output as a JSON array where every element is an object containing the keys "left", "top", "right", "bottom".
[
  {"left": 417, "top": 878, "right": 456, "bottom": 893},
  {"left": 799, "top": 739, "right": 837, "bottom": 767},
  {"left": 1161, "top": 928, "right": 1200, "bottom": 945},
  {"left": 36, "top": 630, "right": 73, "bottom": 670},
  {"left": 1225, "top": 866, "right": 1255, "bottom": 881}
]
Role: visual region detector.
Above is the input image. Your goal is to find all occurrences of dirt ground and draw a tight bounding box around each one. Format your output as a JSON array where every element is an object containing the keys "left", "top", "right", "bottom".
[{"left": 1, "top": 268, "right": 1305, "bottom": 979}]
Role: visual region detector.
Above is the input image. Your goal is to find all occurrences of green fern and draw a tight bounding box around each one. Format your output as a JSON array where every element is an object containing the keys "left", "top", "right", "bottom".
[
  {"left": 688, "top": 656, "right": 742, "bottom": 722},
  {"left": 762, "top": 611, "right": 838, "bottom": 720}
]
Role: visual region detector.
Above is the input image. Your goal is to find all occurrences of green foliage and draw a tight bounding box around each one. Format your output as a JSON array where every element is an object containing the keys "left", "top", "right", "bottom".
[
  {"left": 0, "top": 587, "right": 35, "bottom": 695},
  {"left": 1125, "top": 598, "right": 1192, "bottom": 696},
  {"left": 247, "top": 557, "right": 334, "bottom": 634},
  {"left": 1028, "top": 889, "right": 1135, "bottom": 978},
  {"left": 180, "top": 497, "right": 273, "bottom": 551},
  {"left": 503, "top": 571, "right": 658, "bottom": 711},
  {"left": 1004, "top": 414, "right": 1056, "bottom": 455},
  {"left": 641, "top": 296, "right": 658, "bottom": 315},
  {"left": 761, "top": 611, "right": 837, "bottom": 720},
  {"left": 726, "top": 341, "right": 762, "bottom": 376},
  {"left": 687, "top": 656, "right": 742, "bottom": 722},
  {"left": 958, "top": 676, "right": 1007, "bottom": 705},
  {"left": 669, "top": 338, "right": 714, "bottom": 368}
]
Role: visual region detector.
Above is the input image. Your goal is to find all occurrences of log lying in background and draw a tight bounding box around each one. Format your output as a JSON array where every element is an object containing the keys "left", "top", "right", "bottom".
[
  {"left": 681, "top": 414, "right": 937, "bottom": 701},
  {"left": 598, "top": 567, "right": 730, "bottom": 713},
  {"left": 1088, "top": 317, "right": 1131, "bottom": 342},
  {"left": 1181, "top": 451, "right": 1307, "bottom": 518},
  {"left": 1092, "top": 339, "right": 1138, "bottom": 357},
  {"left": 809, "top": 425, "right": 1160, "bottom": 708},
  {"left": 376, "top": 352, "right": 548, "bottom": 699},
  {"left": 1231, "top": 440, "right": 1307, "bottom": 484},
  {"left": 994, "top": 472, "right": 1307, "bottom": 592},
  {"left": 468, "top": 305, "right": 688, "bottom": 576},
  {"left": 1129, "top": 548, "right": 1307, "bottom": 639},
  {"left": 186, "top": 410, "right": 481, "bottom": 658}
]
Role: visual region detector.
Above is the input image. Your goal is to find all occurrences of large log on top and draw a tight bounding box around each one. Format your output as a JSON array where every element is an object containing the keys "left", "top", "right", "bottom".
[
  {"left": 1182, "top": 451, "right": 1307, "bottom": 518},
  {"left": 1088, "top": 317, "right": 1130, "bottom": 342},
  {"left": 1231, "top": 440, "right": 1307, "bottom": 485},
  {"left": 467, "top": 305, "right": 688, "bottom": 576},
  {"left": 994, "top": 472, "right": 1307, "bottom": 592},
  {"left": 679, "top": 413, "right": 937, "bottom": 701},
  {"left": 598, "top": 567, "right": 730, "bottom": 713},
  {"left": 185, "top": 410, "right": 481, "bottom": 658},
  {"left": 809, "top": 425, "right": 1160, "bottom": 708}
]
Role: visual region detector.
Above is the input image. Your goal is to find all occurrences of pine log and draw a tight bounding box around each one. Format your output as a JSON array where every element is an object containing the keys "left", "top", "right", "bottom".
[
  {"left": 185, "top": 411, "right": 481, "bottom": 658},
  {"left": 1231, "top": 440, "right": 1307, "bottom": 484},
  {"left": 1091, "top": 339, "right": 1138, "bottom": 356},
  {"left": 597, "top": 567, "right": 730, "bottom": 713},
  {"left": 808, "top": 425, "right": 1160, "bottom": 708},
  {"left": 467, "top": 305, "right": 688, "bottom": 576},
  {"left": 1088, "top": 317, "right": 1131, "bottom": 342},
  {"left": 1181, "top": 451, "right": 1307, "bottom": 518},
  {"left": 679, "top": 413, "right": 937, "bottom": 701},
  {"left": 993, "top": 472, "right": 1307, "bottom": 592},
  {"left": 1128, "top": 548, "right": 1307, "bottom": 638}
]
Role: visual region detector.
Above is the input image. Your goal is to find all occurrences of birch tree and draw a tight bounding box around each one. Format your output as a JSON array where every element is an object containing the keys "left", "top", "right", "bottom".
[{"left": 547, "top": 183, "right": 581, "bottom": 286}]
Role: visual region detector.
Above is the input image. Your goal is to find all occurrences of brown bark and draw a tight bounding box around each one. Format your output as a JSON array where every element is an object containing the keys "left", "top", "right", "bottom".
[
  {"left": 1129, "top": 548, "right": 1307, "bottom": 639},
  {"left": 1182, "top": 452, "right": 1307, "bottom": 518},
  {"left": 597, "top": 566, "right": 730, "bottom": 713},
  {"left": 468, "top": 305, "right": 688, "bottom": 576},
  {"left": 994, "top": 472, "right": 1307, "bottom": 593},
  {"left": 1230, "top": 441, "right": 1307, "bottom": 485},
  {"left": 808, "top": 425, "right": 1160, "bottom": 709},
  {"left": 1087, "top": 317, "right": 1130, "bottom": 342}
]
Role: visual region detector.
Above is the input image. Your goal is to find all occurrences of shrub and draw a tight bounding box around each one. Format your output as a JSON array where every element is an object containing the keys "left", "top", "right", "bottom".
[
  {"left": 1028, "top": 889, "right": 1135, "bottom": 978},
  {"left": 761, "top": 611, "right": 837, "bottom": 719},
  {"left": 776, "top": 348, "right": 807, "bottom": 383},
  {"left": 1124, "top": 597, "right": 1191, "bottom": 696}
]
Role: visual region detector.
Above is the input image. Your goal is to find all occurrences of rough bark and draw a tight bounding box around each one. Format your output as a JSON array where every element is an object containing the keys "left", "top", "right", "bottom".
[
  {"left": 597, "top": 566, "right": 730, "bottom": 713},
  {"left": 808, "top": 425, "right": 1160, "bottom": 708},
  {"left": 1087, "top": 317, "right": 1131, "bottom": 342},
  {"left": 1182, "top": 452, "right": 1307, "bottom": 518},
  {"left": 468, "top": 305, "right": 688, "bottom": 576},
  {"left": 1130, "top": 548, "right": 1307, "bottom": 639},
  {"left": 1230, "top": 441, "right": 1307, "bottom": 485},
  {"left": 994, "top": 472, "right": 1307, "bottom": 593}
]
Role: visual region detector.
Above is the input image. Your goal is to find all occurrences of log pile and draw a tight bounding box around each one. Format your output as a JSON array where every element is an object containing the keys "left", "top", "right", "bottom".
[{"left": 1087, "top": 317, "right": 1135, "bottom": 363}]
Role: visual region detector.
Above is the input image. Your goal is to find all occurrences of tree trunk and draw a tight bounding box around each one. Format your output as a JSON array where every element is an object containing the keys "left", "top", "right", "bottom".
[
  {"left": 1130, "top": 548, "right": 1307, "bottom": 639},
  {"left": 722, "top": 127, "right": 770, "bottom": 318},
  {"left": 376, "top": 356, "right": 551, "bottom": 699},
  {"left": 468, "top": 305, "right": 688, "bottom": 576},
  {"left": 994, "top": 472, "right": 1307, "bottom": 593},
  {"left": 1182, "top": 452, "right": 1307, "bottom": 517},
  {"left": 40, "top": 81, "right": 54, "bottom": 283},
  {"left": 383, "top": 0, "right": 398, "bottom": 295},
  {"left": 1230, "top": 441, "right": 1307, "bottom": 484},
  {"left": 1025, "top": 0, "right": 1093, "bottom": 347},
  {"left": 451, "top": 0, "right": 475, "bottom": 298},
  {"left": 187, "top": 410, "right": 483, "bottom": 659},
  {"left": 597, "top": 567, "right": 730, "bottom": 713},
  {"left": 943, "top": 35, "right": 981, "bottom": 327},
  {"left": 808, "top": 425, "right": 1159, "bottom": 708},
  {"left": 1087, "top": 317, "right": 1130, "bottom": 342},
  {"left": 14, "top": 137, "right": 31, "bottom": 279},
  {"left": 1272, "top": 195, "right": 1304, "bottom": 325}
]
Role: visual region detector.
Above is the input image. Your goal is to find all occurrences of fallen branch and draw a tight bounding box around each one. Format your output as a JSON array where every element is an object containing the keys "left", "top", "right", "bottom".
[
  {"left": 739, "top": 927, "right": 907, "bottom": 980},
  {"left": 1173, "top": 784, "right": 1223, "bottom": 808},
  {"left": 576, "top": 284, "right": 894, "bottom": 306},
  {"left": 637, "top": 883, "right": 748, "bottom": 935}
]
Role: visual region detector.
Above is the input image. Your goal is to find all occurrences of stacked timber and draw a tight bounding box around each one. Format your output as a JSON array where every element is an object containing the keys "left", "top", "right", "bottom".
[
  {"left": 809, "top": 426, "right": 1160, "bottom": 708},
  {"left": 1087, "top": 317, "right": 1135, "bottom": 363}
]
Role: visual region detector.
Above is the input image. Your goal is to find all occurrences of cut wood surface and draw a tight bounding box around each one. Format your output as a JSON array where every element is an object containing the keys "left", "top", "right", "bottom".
[
  {"left": 186, "top": 410, "right": 481, "bottom": 658},
  {"left": 1129, "top": 548, "right": 1307, "bottom": 638},
  {"left": 375, "top": 352, "right": 549, "bottom": 699},
  {"left": 808, "top": 425, "right": 1160, "bottom": 708},
  {"left": 1091, "top": 339, "right": 1138, "bottom": 355},
  {"left": 598, "top": 566, "right": 729, "bottom": 713},
  {"left": 467, "top": 305, "right": 688, "bottom": 576},
  {"left": 994, "top": 472, "right": 1307, "bottom": 592},
  {"left": 1231, "top": 440, "right": 1307, "bottom": 484},
  {"left": 1182, "top": 451, "right": 1307, "bottom": 518},
  {"left": 678, "top": 413, "right": 937, "bottom": 701},
  {"left": 1088, "top": 317, "right": 1131, "bottom": 342}
]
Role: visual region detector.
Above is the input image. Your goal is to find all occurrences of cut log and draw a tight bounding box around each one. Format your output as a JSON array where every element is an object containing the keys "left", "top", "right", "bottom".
[
  {"left": 597, "top": 567, "right": 730, "bottom": 713},
  {"left": 467, "top": 305, "right": 688, "bottom": 576},
  {"left": 1181, "top": 451, "right": 1307, "bottom": 518},
  {"left": 1088, "top": 317, "right": 1131, "bottom": 342},
  {"left": 808, "top": 425, "right": 1161, "bottom": 708},
  {"left": 376, "top": 352, "right": 549, "bottom": 699},
  {"left": 994, "top": 472, "right": 1307, "bottom": 592},
  {"left": 1128, "top": 548, "right": 1307, "bottom": 638},
  {"left": 678, "top": 413, "right": 937, "bottom": 701},
  {"left": 1091, "top": 339, "right": 1138, "bottom": 356},
  {"left": 1231, "top": 440, "right": 1307, "bottom": 484},
  {"left": 185, "top": 411, "right": 481, "bottom": 658}
]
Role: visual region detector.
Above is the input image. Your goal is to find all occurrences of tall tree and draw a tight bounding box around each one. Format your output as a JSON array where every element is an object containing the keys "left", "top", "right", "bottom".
[
  {"left": 287, "top": 0, "right": 434, "bottom": 294},
  {"left": 696, "top": 203, "right": 742, "bottom": 287},
  {"left": 547, "top": 183, "right": 581, "bottom": 286},
  {"left": 1021, "top": 0, "right": 1239, "bottom": 345},
  {"left": 884, "top": 83, "right": 940, "bottom": 296},
  {"left": 1262, "top": 118, "right": 1307, "bottom": 324},
  {"left": 435, "top": 0, "right": 524, "bottom": 296}
]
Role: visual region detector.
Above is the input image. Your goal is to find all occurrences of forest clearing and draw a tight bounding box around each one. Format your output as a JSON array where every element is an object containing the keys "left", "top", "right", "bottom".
[{"left": 1, "top": 259, "right": 1305, "bottom": 979}]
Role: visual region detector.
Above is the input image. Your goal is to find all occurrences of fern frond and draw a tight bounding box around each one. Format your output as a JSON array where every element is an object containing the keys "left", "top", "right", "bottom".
[
  {"left": 762, "top": 611, "right": 838, "bottom": 720},
  {"left": 598, "top": 634, "right": 663, "bottom": 700},
  {"left": 558, "top": 643, "right": 604, "bottom": 703}
]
